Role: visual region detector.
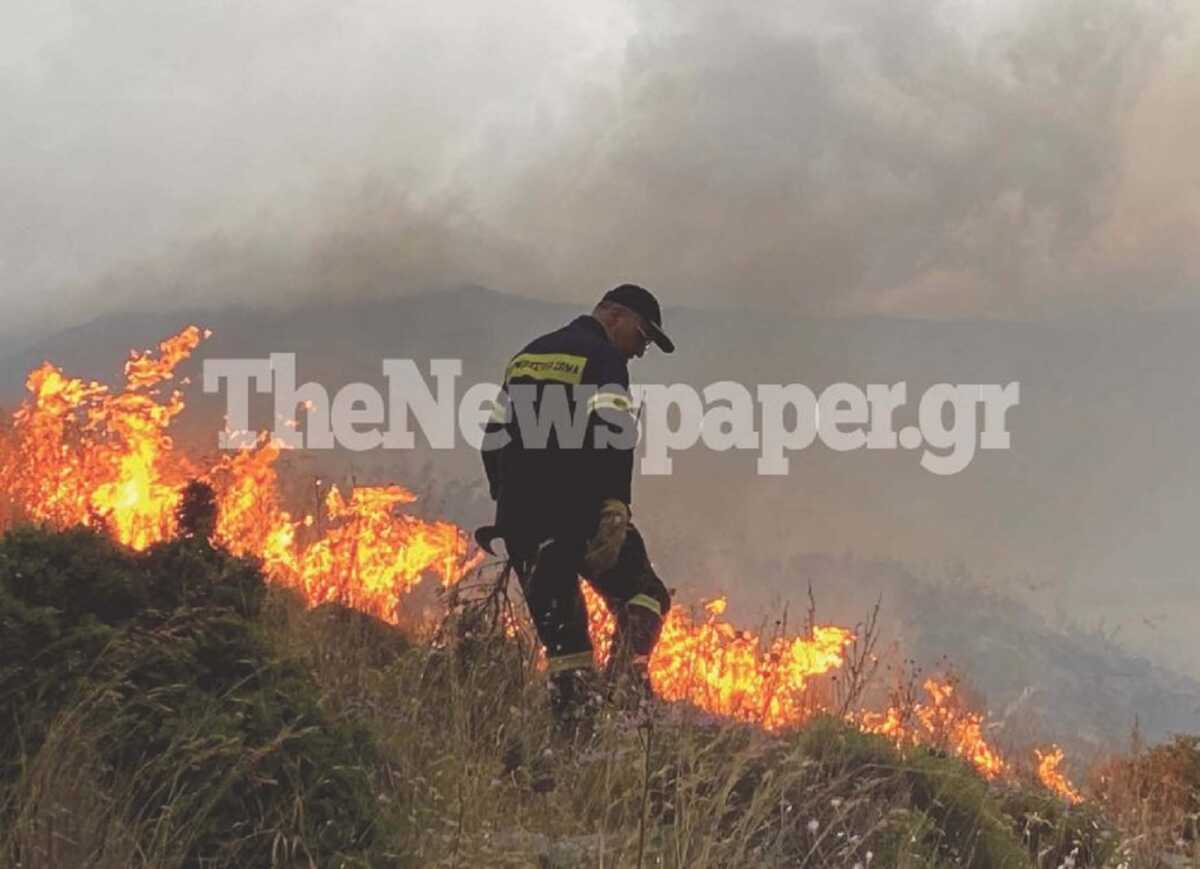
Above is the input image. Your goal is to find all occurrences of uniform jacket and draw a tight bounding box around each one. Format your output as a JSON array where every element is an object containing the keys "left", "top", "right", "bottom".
[{"left": 482, "top": 315, "right": 637, "bottom": 545}]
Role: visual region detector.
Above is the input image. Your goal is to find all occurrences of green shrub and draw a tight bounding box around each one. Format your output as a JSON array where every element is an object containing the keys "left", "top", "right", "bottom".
[
  {"left": 792, "top": 717, "right": 1028, "bottom": 868},
  {"left": 998, "top": 787, "right": 1116, "bottom": 868},
  {"left": 0, "top": 525, "right": 379, "bottom": 868}
]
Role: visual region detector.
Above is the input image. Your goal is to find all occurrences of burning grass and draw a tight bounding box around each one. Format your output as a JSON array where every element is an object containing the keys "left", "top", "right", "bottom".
[
  {"left": 0, "top": 328, "right": 483, "bottom": 625},
  {"left": 10, "top": 524, "right": 1200, "bottom": 867},
  {"left": 0, "top": 326, "right": 1195, "bottom": 866},
  {"left": 0, "top": 325, "right": 1017, "bottom": 771}
]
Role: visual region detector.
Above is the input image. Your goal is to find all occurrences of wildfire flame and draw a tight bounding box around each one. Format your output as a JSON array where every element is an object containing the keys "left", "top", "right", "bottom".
[
  {"left": 0, "top": 326, "right": 1072, "bottom": 795},
  {"left": 583, "top": 588, "right": 854, "bottom": 729},
  {"left": 0, "top": 327, "right": 480, "bottom": 624},
  {"left": 1035, "top": 745, "right": 1083, "bottom": 803},
  {"left": 0, "top": 327, "right": 206, "bottom": 550},
  {"left": 858, "top": 677, "right": 1009, "bottom": 779}
]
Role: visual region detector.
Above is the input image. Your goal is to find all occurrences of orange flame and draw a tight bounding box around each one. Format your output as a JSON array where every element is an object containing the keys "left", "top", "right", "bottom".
[
  {"left": 583, "top": 588, "right": 853, "bottom": 729},
  {"left": 1035, "top": 745, "right": 1083, "bottom": 803},
  {"left": 0, "top": 326, "right": 1068, "bottom": 792},
  {"left": 0, "top": 327, "right": 207, "bottom": 550},
  {"left": 0, "top": 327, "right": 480, "bottom": 624},
  {"left": 859, "top": 677, "right": 1009, "bottom": 779}
]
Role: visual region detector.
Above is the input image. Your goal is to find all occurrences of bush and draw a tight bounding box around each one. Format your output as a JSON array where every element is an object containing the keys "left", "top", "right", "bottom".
[
  {"left": 998, "top": 787, "right": 1116, "bottom": 868},
  {"left": 0, "top": 525, "right": 379, "bottom": 868},
  {"left": 792, "top": 716, "right": 1028, "bottom": 868}
]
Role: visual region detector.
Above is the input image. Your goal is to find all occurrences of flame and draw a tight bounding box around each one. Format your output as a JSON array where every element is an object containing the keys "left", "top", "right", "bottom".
[
  {"left": 581, "top": 590, "right": 1009, "bottom": 776},
  {"left": 0, "top": 327, "right": 207, "bottom": 550},
  {"left": 288, "top": 485, "right": 480, "bottom": 621},
  {"left": 0, "top": 327, "right": 480, "bottom": 624},
  {"left": 1035, "top": 745, "right": 1083, "bottom": 803},
  {"left": 124, "top": 328, "right": 212, "bottom": 390},
  {"left": 583, "top": 587, "right": 853, "bottom": 730},
  {"left": 858, "top": 677, "right": 1009, "bottom": 779},
  {"left": 0, "top": 325, "right": 1071, "bottom": 793},
  {"left": 705, "top": 597, "right": 727, "bottom": 615}
]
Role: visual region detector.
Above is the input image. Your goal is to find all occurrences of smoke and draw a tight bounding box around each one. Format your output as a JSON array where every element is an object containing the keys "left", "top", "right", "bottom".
[
  {"left": 483, "top": 0, "right": 1192, "bottom": 315},
  {"left": 1, "top": 0, "right": 1196, "bottom": 337}
]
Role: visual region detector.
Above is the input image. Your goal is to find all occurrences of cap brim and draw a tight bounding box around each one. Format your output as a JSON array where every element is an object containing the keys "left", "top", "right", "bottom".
[{"left": 647, "top": 322, "right": 675, "bottom": 354}]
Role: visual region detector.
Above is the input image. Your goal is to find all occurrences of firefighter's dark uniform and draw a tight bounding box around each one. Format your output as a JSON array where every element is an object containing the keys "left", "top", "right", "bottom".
[{"left": 481, "top": 315, "right": 670, "bottom": 709}]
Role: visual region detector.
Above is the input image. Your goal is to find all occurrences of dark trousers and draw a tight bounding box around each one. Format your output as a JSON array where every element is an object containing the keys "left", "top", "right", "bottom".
[{"left": 510, "top": 525, "right": 671, "bottom": 675}]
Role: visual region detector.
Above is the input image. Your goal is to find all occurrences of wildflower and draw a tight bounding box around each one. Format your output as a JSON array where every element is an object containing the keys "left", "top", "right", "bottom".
[{"left": 807, "top": 819, "right": 820, "bottom": 834}]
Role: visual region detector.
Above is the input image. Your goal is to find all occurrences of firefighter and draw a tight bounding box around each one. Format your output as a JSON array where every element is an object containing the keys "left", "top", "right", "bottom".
[{"left": 478, "top": 284, "right": 674, "bottom": 731}]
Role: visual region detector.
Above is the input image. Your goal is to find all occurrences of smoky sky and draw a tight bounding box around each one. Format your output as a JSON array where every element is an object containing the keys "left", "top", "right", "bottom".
[{"left": 2, "top": 0, "right": 1198, "bottom": 339}]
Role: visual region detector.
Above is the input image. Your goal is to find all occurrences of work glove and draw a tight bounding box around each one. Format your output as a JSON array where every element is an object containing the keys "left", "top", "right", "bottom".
[{"left": 583, "top": 498, "right": 630, "bottom": 576}]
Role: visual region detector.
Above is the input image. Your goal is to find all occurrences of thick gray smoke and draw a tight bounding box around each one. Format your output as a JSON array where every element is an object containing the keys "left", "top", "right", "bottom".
[{"left": 2, "top": 0, "right": 1197, "bottom": 341}]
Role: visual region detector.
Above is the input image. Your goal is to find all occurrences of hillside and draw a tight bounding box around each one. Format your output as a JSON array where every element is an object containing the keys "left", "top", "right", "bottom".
[{"left": 6, "top": 523, "right": 1184, "bottom": 869}]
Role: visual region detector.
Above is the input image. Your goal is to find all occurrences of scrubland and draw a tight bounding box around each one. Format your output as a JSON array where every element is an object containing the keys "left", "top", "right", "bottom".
[{"left": 1, "top": 524, "right": 1197, "bottom": 868}]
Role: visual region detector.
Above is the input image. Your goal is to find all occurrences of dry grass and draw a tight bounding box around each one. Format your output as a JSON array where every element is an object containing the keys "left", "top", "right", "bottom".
[
  {"left": 1089, "top": 730, "right": 1200, "bottom": 868},
  {"left": 1, "top": 530, "right": 1196, "bottom": 868},
  {"left": 261, "top": 574, "right": 1097, "bottom": 868}
]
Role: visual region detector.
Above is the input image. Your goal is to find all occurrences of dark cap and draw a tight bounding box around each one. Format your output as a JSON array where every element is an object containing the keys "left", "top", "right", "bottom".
[{"left": 601, "top": 283, "right": 675, "bottom": 353}]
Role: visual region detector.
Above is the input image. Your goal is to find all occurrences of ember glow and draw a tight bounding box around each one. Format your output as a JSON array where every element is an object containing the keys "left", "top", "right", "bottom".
[{"left": 0, "top": 326, "right": 1072, "bottom": 795}]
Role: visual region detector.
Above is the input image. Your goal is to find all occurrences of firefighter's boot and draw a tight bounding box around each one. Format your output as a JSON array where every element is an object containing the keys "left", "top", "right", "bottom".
[
  {"left": 605, "top": 603, "right": 663, "bottom": 709},
  {"left": 549, "top": 667, "right": 599, "bottom": 742}
]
